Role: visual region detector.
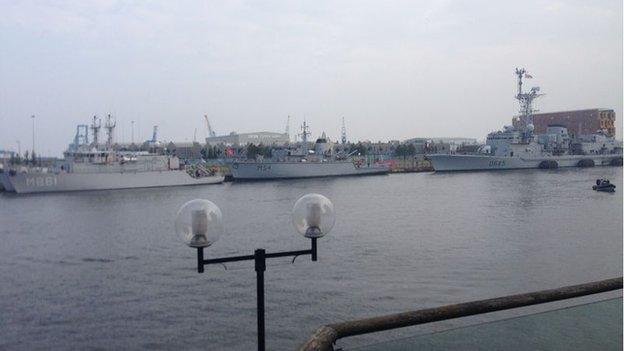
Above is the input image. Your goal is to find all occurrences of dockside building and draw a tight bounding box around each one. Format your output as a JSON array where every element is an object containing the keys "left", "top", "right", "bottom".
[
  {"left": 206, "top": 132, "right": 289, "bottom": 146},
  {"left": 512, "top": 109, "right": 616, "bottom": 137}
]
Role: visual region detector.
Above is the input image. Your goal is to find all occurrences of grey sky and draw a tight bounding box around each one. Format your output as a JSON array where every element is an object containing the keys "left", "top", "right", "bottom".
[{"left": 1, "top": 0, "right": 622, "bottom": 156}]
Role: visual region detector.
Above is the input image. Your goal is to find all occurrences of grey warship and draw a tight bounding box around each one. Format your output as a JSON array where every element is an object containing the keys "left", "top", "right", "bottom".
[
  {"left": 228, "top": 122, "right": 389, "bottom": 180},
  {"left": 4, "top": 116, "right": 224, "bottom": 194},
  {"left": 428, "top": 68, "right": 622, "bottom": 171}
]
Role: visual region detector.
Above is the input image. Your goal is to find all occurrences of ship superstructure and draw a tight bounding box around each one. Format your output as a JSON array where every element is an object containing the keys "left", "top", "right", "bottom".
[{"left": 428, "top": 68, "right": 622, "bottom": 171}]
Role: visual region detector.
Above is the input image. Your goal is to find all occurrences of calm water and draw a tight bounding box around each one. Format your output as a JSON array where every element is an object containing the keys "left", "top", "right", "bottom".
[{"left": 1, "top": 168, "right": 622, "bottom": 350}]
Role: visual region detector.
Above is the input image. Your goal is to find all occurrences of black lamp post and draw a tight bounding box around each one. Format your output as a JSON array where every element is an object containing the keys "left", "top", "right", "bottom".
[{"left": 175, "top": 194, "right": 335, "bottom": 351}]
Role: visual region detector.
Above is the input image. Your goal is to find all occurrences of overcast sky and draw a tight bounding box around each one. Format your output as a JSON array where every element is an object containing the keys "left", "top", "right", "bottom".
[{"left": 1, "top": 0, "right": 622, "bottom": 156}]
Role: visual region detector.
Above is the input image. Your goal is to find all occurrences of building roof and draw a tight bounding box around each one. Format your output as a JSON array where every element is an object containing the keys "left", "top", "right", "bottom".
[
  {"left": 206, "top": 131, "right": 288, "bottom": 138},
  {"left": 531, "top": 108, "right": 614, "bottom": 116},
  {"left": 168, "top": 142, "right": 202, "bottom": 147}
]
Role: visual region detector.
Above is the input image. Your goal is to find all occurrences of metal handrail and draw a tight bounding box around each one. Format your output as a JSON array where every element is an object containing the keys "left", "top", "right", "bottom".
[{"left": 299, "top": 277, "right": 623, "bottom": 351}]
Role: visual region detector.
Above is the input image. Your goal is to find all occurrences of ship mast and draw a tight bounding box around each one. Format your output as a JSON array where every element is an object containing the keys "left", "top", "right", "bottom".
[
  {"left": 300, "top": 120, "right": 311, "bottom": 156},
  {"left": 90, "top": 115, "right": 101, "bottom": 148},
  {"left": 104, "top": 114, "right": 116, "bottom": 149},
  {"left": 515, "top": 68, "right": 543, "bottom": 141},
  {"left": 341, "top": 117, "right": 347, "bottom": 144}
]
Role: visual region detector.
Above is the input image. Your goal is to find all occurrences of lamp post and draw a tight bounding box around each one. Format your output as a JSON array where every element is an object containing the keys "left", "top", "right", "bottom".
[{"left": 175, "top": 193, "right": 335, "bottom": 351}]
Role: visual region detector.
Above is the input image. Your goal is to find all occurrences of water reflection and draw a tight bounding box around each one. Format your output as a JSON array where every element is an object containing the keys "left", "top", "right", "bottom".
[{"left": 0, "top": 167, "right": 621, "bottom": 350}]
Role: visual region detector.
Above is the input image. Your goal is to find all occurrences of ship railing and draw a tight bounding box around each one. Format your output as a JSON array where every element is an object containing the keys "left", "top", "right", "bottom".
[{"left": 298, "top": 277, "right": 622, "bottom": 351}]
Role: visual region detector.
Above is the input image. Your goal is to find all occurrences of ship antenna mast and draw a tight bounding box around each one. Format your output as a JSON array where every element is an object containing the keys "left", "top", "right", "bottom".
[
  {"left": 341, "top": 117, "right": 347, "bottom": 144},
  {"left": 515, "top": 67, "right": 543, "bottom": 141},
  {"left": 104, "top": 114, "right": 116, "bottom": 149},
  {"left": 91, "top": 115, "right": 101, "bottom": 148},
  {"left": 285, "top": 115, "right": 291, "bottom": 142},
  {"left": 299, "top": 120, "right": 310, "bottom": 155}
]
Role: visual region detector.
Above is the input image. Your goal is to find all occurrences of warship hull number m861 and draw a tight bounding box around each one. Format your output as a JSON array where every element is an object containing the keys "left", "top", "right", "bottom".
[{"left": 3, "top": 115, "right": 224, "bottom": 194}]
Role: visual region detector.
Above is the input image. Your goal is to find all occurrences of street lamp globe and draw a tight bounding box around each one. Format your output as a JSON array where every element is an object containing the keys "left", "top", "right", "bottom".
[
  {"left": 175, "top": 199, "right": 224, "bottom": 248},
  {"left": 291, "top": 193, "right": 335, "bottom": 238}
]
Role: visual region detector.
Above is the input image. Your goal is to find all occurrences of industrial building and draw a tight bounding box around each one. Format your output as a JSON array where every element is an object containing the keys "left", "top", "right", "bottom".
[
  {"left": 0, "top": 150, "right": 16, "bottom": 160},
  {"left": 166, "top": 142, "right": 203, "bottom": 160},
  {"left": 206, "top": 132, "right": 289, "bottom": 146},
  {"left": 512, "top": 109, "right": 616, "bottom": 137},
  {"left": 404, "top": 137, "right": 478, "bottom": 154}
]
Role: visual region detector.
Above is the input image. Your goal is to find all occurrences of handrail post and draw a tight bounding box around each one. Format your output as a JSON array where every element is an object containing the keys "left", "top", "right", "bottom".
[{"left": 255, "top": 249, "right": 267, "bottom": 351}]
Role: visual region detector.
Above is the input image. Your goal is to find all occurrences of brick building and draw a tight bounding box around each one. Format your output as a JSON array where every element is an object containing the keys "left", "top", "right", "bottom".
[{"left": 512, "top": 109, "right": 616, "bottom": 137}]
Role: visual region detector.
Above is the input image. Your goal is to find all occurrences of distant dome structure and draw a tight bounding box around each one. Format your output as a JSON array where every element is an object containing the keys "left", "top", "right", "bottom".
[
  {"left": 315, "top": 132, "right": 328, "bottom": 144},
  {"left": 314, "top": 132, "right": 333, "bottom": 155}
]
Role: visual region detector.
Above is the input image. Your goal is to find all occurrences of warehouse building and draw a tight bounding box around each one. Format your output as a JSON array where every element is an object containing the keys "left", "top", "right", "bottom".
[{"left": 512, "top": 109, "right": 616, "bottom": 137}]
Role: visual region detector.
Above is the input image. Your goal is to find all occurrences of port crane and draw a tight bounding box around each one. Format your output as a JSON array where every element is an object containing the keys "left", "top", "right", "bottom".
[
  {"left": 204, "top": 114, "right": 217, "bottom": 137},
  {"left": 151, "top": 125, "right": 158, "bottom": 143}
]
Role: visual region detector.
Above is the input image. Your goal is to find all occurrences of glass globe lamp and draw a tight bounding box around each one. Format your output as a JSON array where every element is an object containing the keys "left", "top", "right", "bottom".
[
  {"left": 291, "top": 193, "right": 335, "bottom": 238},
  {"left": 175, "top": 199, "right": 224, "bottom": 248}
]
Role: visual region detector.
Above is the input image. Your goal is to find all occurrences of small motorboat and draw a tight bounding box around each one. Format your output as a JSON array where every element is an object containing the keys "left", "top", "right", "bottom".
[{"left": 593, "top": 179, "right": 616, "bottom": 192}]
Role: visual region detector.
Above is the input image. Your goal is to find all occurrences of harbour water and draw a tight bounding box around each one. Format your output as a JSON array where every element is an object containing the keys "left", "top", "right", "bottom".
[{"left": 1, "top": 168, "right": 622, "bottom": 350}]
